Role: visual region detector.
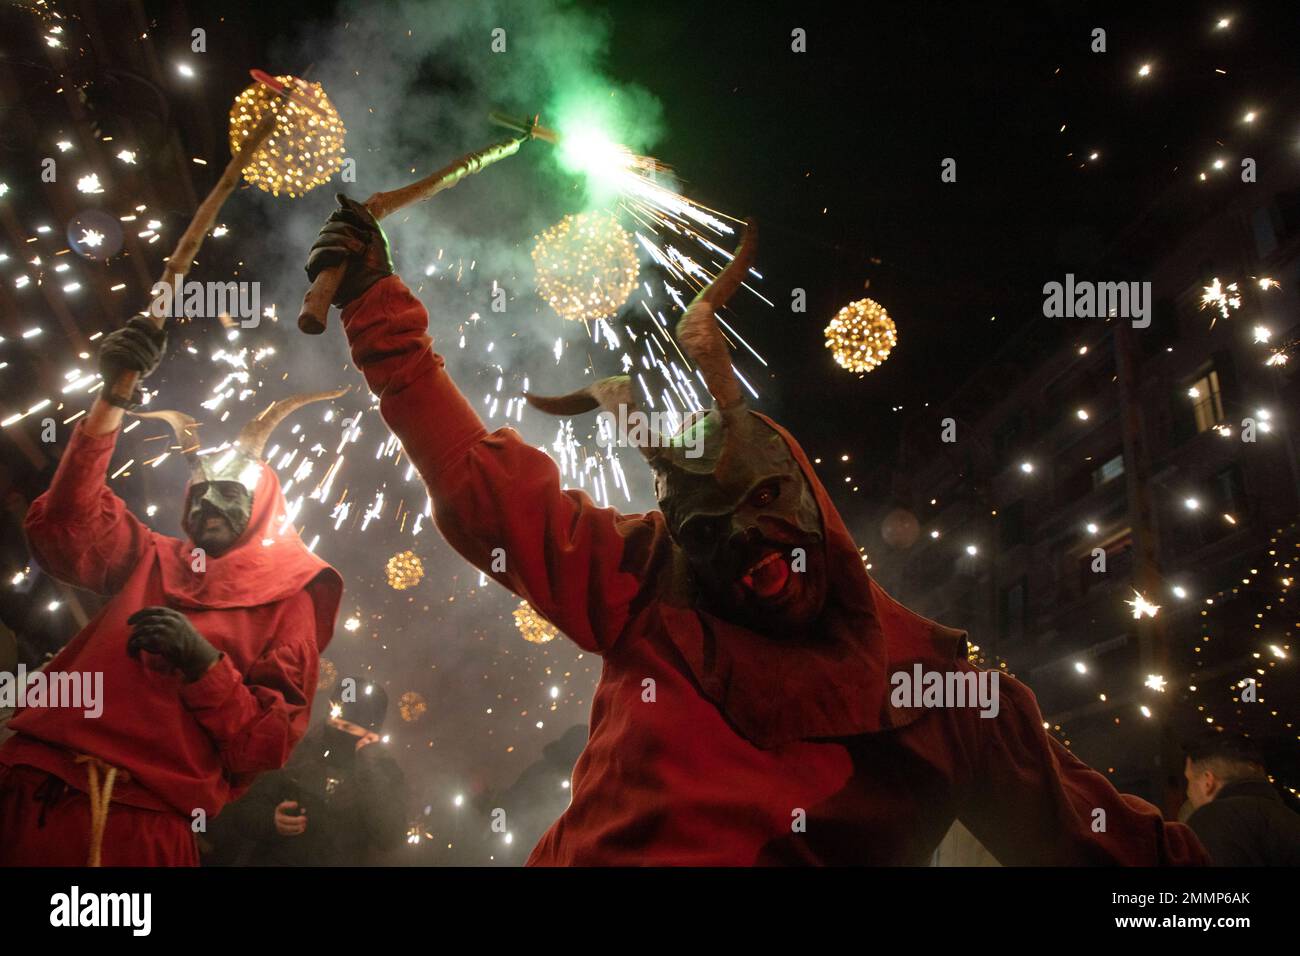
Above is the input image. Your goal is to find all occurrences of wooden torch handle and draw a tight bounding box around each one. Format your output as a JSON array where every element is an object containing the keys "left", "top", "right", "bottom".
[
  {"left": 297, "top": 136, "right": 524, "bottom": 335},
  {"left": 105, "top": 107, "right": 280, "bottom": 405}
]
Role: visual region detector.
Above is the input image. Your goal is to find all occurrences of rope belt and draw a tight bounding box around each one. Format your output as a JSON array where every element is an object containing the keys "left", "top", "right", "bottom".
[{"left": 73, "top": 754, "right": 130, "bottom": 867}]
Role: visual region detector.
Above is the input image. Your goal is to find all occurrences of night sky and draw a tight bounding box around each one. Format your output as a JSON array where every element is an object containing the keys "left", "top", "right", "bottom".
[{"left": 4, "top": 0, "right": 1299, "bottom": 861}]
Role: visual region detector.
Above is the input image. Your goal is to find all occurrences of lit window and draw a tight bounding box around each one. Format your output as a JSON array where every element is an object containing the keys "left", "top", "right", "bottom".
[
  {"left": 1092, "top": 453, "right": 1125, "bottom": 487},
  {"left": 1187, "top": 369, "right": 1225, "bottom": 433}
]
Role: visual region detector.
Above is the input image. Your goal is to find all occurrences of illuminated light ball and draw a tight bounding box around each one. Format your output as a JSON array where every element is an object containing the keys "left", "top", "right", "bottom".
[
  {"left": 880, "top": 507, "right": 920, "bottom": 549},
  {"left": 399, "top": 691, "right": 428, "bottom": 723},
  {"left": 229, "top": 75, "right": 346, "bottom": 198},
  {"left": 532, "top": 210, "right": 639, "bottom": 323},
  {"left": 385, "top": 550, "right": 424, "bottom": 590},
  {"left": 317, "top": 658, "right": 338, "bottom": 692},
  {"left": 825, "top": 297, "right": 898, "bottom": 373},
  {"left": 513, "top": 600, "right": 558, "bottom": 645}
]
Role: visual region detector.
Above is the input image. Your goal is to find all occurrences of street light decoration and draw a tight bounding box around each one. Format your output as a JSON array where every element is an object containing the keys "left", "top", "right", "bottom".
[
  {"left": 229, "top": 74, "right": 346, "bottom": 198},
  {"left": 825, "top": 297, "right": 898, "bottom": 373},
  {"left": 532, "top": 210, "right": 639, "bottom": 323},
  {"left": 513, "top": 600, "right": 558, "bottom": 644}
]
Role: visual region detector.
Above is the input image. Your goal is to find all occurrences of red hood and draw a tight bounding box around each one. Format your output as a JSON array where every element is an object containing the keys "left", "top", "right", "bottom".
[
  {"left": 658, "top": 412, "right": 967, "bottom": 748},
  {"left": 158, "top": 460, "right": 341, "bottom": 652}
]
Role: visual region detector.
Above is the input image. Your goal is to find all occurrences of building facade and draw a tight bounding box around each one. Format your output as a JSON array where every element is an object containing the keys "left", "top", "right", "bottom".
[{"left": 871, "top": 158, "right": 1300, "bottom": 808}]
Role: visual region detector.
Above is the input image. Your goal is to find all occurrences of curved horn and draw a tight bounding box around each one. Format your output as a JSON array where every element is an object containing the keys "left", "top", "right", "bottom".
[
  {"left": 237, "top": 386, "right": 349, "bottom": 459},
  {"left": 675, "top": 220, "right": 757, "bottom": 410},
  {"left": 524, "top": 375, "right": 639, "bottom": 418},
  {"left": 524, "top": 376, "right": 661, "bottom": 461},
  {"left": 131, "top": 409, "right": 201, "bottom": 456}
]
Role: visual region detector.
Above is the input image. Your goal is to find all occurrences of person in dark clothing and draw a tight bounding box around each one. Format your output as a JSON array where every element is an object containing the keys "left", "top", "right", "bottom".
[
  {"left": 1183, "top": 734, "right": 1300, "bottom": 866},
  {"left": 209, "top": 680, "right": 408, "bottom": 866},
  {"left": 472, "top": 723, "right": 588, "bottom": 862}
]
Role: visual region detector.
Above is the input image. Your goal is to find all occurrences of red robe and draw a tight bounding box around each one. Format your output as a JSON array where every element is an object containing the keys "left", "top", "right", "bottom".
[
  {"left": 0, "top": 423, "right": 342, "bottom": 866},
  {"left": 342, "top": 275, "right": 1206, "bottom": 866}
]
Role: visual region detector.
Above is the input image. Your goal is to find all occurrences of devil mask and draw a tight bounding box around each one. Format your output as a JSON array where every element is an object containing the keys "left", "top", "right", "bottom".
[
  {"left": 527, "top": 223, "right": 827, "bottom": 633},
  {"left": 181, "top": 449, "right": 260, "bottom": 556},
  {"left": 135, "top": 388, "right": 348, "bottom": 558}
]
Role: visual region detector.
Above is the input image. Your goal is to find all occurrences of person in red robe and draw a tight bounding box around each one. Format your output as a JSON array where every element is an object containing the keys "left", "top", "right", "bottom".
[
  {"left": 306, "top": 194, "right": 1206, "bottom": 865},
  {"left": 0, "top": 322, "right": 344, "bottom": 866}
]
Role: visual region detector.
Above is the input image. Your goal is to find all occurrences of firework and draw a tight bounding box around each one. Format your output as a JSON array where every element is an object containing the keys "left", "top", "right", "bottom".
[
  {"left": 229, "top": 75, "right": 346, "bottom": 198},
  {"left": 513, "top": 600, "right": 559, "bottom": 644},
  {"left": 385, "top": 550, "right": 424, "bottom": 590},
  {"left": 825, "top": 298, "right": 898, "bottom": 373},
  {"left": 1125, "top": 590, "right": 1161, "bottom": 620},
  {"left": 1199, "top": 277, "right": 1241, "bottom": 325},
  {"left": 532, "top": 210, "right": 640, "bottom": 323}
]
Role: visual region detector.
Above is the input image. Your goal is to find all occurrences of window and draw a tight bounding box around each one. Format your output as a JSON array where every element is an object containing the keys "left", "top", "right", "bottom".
[
  {"left": 1000, "top": 577, "right": 1027, "bottom": 642},
  {"left": 1252, "top": 204, "right": 1280, "bottom": 258},
  {"left": 1213, "top": 464, "right": 1246, "bottom": 516},
  {"left": 1187, "top": 369, "right": 1225, "bottom": 433},
  {"left": 1000, "top": 500, "right": 1026, "bottom": 548},
  {"left": 1277, "top": 186, "right": 1300, "bottom": 243},
  {"left": 995, "top": 413, "right": 1025, "bottom": 461},
  {"left": 1079, "top": 532, "right": 1133, "bottom": 593},
  {"left": 1092, "top": 453, "right": 1125, "bottom": 487}
]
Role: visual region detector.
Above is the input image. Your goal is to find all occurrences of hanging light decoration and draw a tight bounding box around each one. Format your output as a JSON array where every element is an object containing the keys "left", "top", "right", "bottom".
[
  {"left": 532, "top": 210, "right": 639, "bottom": 323},
  {"left": 385, "top": 550, "right": 424, "bottom": 590},
  {"left": 228, "top": 75, "right": 346, "bottom": 198},
  {"left": 399, "top": 691, "right": 428, "bottom": 723},
  {"left": 513, "top": 600, "right": 559, "bottom": 644},
  {"left": 317, "top": 658, "right": 338, "bottom": 692},
  {"left": 825, "top": 297, "right": 898, "bottom": 373}
]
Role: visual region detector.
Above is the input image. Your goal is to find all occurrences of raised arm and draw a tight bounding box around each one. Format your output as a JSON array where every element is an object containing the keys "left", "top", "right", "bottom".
[
  {"left": 24, "top": 318, "right": 169, "bottom": 595},
  {"left": 308, "top": 196, "right": 666, "bottom": 653}
]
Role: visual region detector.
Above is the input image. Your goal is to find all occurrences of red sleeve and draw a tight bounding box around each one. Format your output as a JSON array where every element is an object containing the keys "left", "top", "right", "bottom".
[
  {"left": 179, "top": 590, "right": 319, "bottom": 781},
  {"left": 23, "top": 421, "right": 152, "bottom": 595},
  {"left": 957, "top": 669, "right": 1209, "bottom": 865},
  {"left": 340, "top": 275, "right": 664, "bottom": 653}
]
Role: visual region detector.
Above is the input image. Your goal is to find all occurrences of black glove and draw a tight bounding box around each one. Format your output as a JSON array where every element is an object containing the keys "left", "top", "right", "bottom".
[
  {"left": 305, "top": 193, "right": 394, "bottom": 307},
  {"left": 126, "top": 606, "right": 221, "bottom": 683},
  {"left": 99, "top": 316, "right": 166, "bottom": 378}
]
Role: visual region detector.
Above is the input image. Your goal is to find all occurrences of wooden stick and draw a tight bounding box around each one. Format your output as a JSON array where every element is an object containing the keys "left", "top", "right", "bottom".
[
  {"left": 296, "top": 135, "right": 524, "bottom": 335},
  {"left": 103, "top": 107, "right": 279, "bottom": 407}
]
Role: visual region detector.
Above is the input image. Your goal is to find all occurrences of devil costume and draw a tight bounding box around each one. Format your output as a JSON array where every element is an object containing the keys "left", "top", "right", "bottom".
[
  {"left": 311, "top": 196, "right": 1206, "bottom": 865},
  {"left": 0, "top": 391, "right": 343, "bottom": 867}
]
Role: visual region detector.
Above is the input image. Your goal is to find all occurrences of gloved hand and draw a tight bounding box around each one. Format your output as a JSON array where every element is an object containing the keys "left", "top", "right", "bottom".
[
  {"left": 99, "top": 317, "right": 167, "bottom": 381},
  {"left": 305, "top": 193, "right": 394, "bottom": 307},
  {"left": 126, "top": 606, "right": 221, "bottom": 683}
]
